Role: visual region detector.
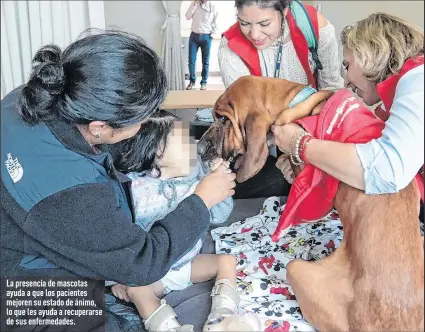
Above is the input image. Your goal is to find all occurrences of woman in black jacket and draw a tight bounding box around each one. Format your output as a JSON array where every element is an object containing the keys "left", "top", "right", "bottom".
[{"left": 1, "top": 29, "right": 235, "bottom": 331}]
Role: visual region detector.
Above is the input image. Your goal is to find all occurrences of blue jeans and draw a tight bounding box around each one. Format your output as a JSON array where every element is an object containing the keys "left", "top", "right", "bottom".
[{"left": 188, "top": 32, "right": 212, "bottom": 85}]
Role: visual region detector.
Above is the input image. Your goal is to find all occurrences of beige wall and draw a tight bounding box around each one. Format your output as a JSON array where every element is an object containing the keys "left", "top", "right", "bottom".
[
  {"left": 315, "top": 1, "right": 424, "bottom": 58},
  {"left": 104, "top": 1, "right": 424, "bottom": 57},
  {"left": 103, "top": 1, "right": 165, "bottom": 54},
  {"left": 103, "top": 0, "right": 424, "bottom": 77}
]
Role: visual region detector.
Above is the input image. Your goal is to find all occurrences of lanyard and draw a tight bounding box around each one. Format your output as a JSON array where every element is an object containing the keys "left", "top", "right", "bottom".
[
  {"left": 261, "top": 41, "right": 284, "bottom": 78},
  {"left": 274, "top": 42, "right": 284, "bottom": 78}
]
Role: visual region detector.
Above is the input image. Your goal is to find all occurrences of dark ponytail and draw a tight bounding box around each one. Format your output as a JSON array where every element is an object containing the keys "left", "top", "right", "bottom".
[
  {"left": 114, "top": 110, "right": 178, "bottom": 174},
  {"left": 18, "top": 29, "right": 167, "bottom": 128},
  {"left": 19, "top": 45, "right": 66, "bottom": 125}
]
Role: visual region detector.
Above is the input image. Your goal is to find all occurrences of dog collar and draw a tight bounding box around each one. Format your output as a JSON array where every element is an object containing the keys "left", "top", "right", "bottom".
[{"left": 288, "top": 86, "right": 317, "bottom": 108}]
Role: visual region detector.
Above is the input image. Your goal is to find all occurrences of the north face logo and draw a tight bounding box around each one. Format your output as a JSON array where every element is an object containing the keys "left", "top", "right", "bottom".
[{"left": 5, "top": 153, "right": 24, "bottom": 183}]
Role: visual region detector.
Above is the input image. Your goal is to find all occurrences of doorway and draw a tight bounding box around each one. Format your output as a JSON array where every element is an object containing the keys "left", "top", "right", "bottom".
[{"left": 180, "top": 1, "right": 235, "bottom": 79}]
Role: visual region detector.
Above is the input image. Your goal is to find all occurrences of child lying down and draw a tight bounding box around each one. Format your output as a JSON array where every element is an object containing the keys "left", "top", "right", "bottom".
[{"left": 111, "top": 110, "right": 243, "bottom": 332}]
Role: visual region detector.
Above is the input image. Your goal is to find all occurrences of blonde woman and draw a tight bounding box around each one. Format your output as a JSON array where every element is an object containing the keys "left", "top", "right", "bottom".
[{"left": 272, "top": 13, "right": 424, "bottom": 215}]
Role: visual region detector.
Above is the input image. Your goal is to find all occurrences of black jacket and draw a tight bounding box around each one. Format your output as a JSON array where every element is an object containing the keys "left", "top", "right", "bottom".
[{"left": 1, "top": 87, "right": 210, "bottom": 285}]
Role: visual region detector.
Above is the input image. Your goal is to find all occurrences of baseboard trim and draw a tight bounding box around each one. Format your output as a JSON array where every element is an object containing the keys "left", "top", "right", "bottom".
[{"left": 186, "top": 72, "right": 221, "bottom": 76}]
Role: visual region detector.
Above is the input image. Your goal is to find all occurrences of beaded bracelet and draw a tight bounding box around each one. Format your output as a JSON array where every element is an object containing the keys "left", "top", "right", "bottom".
[
  {"left": 289, "top": 131, "right": 302, "bottom": 166},
  {"left": 290, "top": 130, "right": 306, "bottom": 166},
  {"left": 299, "top": 134, "right": 313, "bottom": 164},
  {"left": 295, "top": 132, "right": 312, "bottom": 164}
]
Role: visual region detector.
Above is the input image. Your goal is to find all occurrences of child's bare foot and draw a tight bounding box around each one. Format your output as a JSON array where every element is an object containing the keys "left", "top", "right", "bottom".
[
  {"left": 111, "top": 284, "right": 130, "bottom": 302},
  {"left": 205, "top": 312, "right": 262, "bottom": 331}
]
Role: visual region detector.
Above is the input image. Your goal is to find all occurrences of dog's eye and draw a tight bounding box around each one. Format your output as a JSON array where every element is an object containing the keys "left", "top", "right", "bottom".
[{"left": 216, "top": 115, "right": 227, "bottom": 123}]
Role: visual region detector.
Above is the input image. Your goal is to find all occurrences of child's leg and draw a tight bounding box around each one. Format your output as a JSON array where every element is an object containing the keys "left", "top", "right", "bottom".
[
  {"left": 125, "top": 282, "right": 194, "bottom": 332},
  {"left": 127, "top": 281, "right": 164, "bottom": 319},
  {"left": 190, "top": 254, "right": 237, "bottom": 287},
  {"left": 190, "top": 254, "right": 248, "bottom": 332}
]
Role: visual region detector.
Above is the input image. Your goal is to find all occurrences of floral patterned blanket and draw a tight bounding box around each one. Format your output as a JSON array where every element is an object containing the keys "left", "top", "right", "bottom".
[
  {"left": 212, "top": 197, "right": 424, "bottom": 332},
  {"left": 212, "top": 197, "right": 344, "bottom": 332}
]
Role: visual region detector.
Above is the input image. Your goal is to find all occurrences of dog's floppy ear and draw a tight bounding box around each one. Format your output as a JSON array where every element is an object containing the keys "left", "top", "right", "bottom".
[{"left": 236, "top": 113, "right": 270, "bottom": 183}]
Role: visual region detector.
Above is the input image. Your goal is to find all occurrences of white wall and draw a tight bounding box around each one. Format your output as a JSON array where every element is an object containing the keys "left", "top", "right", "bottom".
[
  {"left": 104, "top": 1, "right": 424, "bottom": 74},
  {"left": 103, "top": 1, "right": 165, "bottom": 54},
  {"left": 315, "top": 1, "right": 424, "bottom": 58}
]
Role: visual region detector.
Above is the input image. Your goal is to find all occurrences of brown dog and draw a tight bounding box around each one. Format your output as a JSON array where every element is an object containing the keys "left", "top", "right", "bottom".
[
  {"left": 287, "top": 180, "right": 424, "bottom": 331},
  {"left": 197, "top": 76, "right": 333, "bottom": 183},
  {"left": 197, "top": 76, "right": 424, "bottom": 331}
]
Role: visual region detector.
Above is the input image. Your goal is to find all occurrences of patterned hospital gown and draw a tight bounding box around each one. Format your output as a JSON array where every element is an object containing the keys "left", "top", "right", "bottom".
[{"left": 128, "top": 156, "right": 233, "bottom": 270}]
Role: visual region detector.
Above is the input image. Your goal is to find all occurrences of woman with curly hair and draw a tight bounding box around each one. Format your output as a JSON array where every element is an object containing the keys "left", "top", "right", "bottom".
[{"left": 273, "top": 12, "right": 424, "bottom": 214}]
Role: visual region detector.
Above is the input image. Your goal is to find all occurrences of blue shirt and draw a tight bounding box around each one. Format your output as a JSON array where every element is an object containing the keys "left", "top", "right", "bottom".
[{"left": 355, "top": 65, "right": 424, "bottom": 194}]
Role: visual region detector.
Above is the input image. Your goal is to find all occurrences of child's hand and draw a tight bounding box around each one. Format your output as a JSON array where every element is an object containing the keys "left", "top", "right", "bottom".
[
  {"left": 195, "top": 162, "right": 236, "bottom": 208},
  {"left": 210, "top": 158, "right": 232, "bottom": 173},
  {"left": 209, "top": 158, "right": 223, "bottom": 172},
  {"left": 111, "top": 284, "right": 130, "bottom": 302}
]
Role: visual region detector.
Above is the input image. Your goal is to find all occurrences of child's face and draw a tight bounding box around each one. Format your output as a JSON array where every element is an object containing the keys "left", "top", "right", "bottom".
[{"left": 156, "top": 121, "right": 198, "bottom": 177}]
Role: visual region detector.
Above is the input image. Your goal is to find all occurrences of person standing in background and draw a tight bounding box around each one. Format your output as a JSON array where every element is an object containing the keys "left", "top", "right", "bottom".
[{"left": 185, "top": 0, "right": 218, "bottom": 90}]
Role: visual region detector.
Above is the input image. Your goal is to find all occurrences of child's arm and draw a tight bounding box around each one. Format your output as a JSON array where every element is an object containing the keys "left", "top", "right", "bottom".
[{"left": 198, "top": 157, "right": 234, "bottom": 224}]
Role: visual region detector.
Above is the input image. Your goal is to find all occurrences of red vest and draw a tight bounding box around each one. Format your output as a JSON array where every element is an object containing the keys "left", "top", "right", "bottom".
[
  {"left": 272, "top": 57, "right": 424, "bottom": 242},
  {"left": 222, "top": 4, "right": 319, "bottom": 88},
  {"left": 375, "top": 56, "right": 424, "bottom": 203},
  {"left": 272, "top": 89, "right": 385, "bottom": 242}
]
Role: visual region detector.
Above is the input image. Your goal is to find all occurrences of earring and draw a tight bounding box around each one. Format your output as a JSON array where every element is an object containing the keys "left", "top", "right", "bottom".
[{"left": 94, "top": 132, "right": 100, "bottom": 139}]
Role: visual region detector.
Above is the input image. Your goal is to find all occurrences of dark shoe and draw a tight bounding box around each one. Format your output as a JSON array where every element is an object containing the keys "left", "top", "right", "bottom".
[
  {"left": 186, "top": 82, "right": 195, "bottom": 90},
  {"left": 200, "top": 84, "right": 207, "bottom": 90}
]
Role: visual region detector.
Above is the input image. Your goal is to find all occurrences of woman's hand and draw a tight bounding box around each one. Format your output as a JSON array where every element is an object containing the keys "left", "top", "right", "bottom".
[
  {"left": 271, "top": 123, "right": 304, "bottom": 154},
  {"left": 195, "top": 162, "right": 236, "bottom": 208},
  {"left": 275, "top": 155, "right": 295, "bottom": 184}
]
